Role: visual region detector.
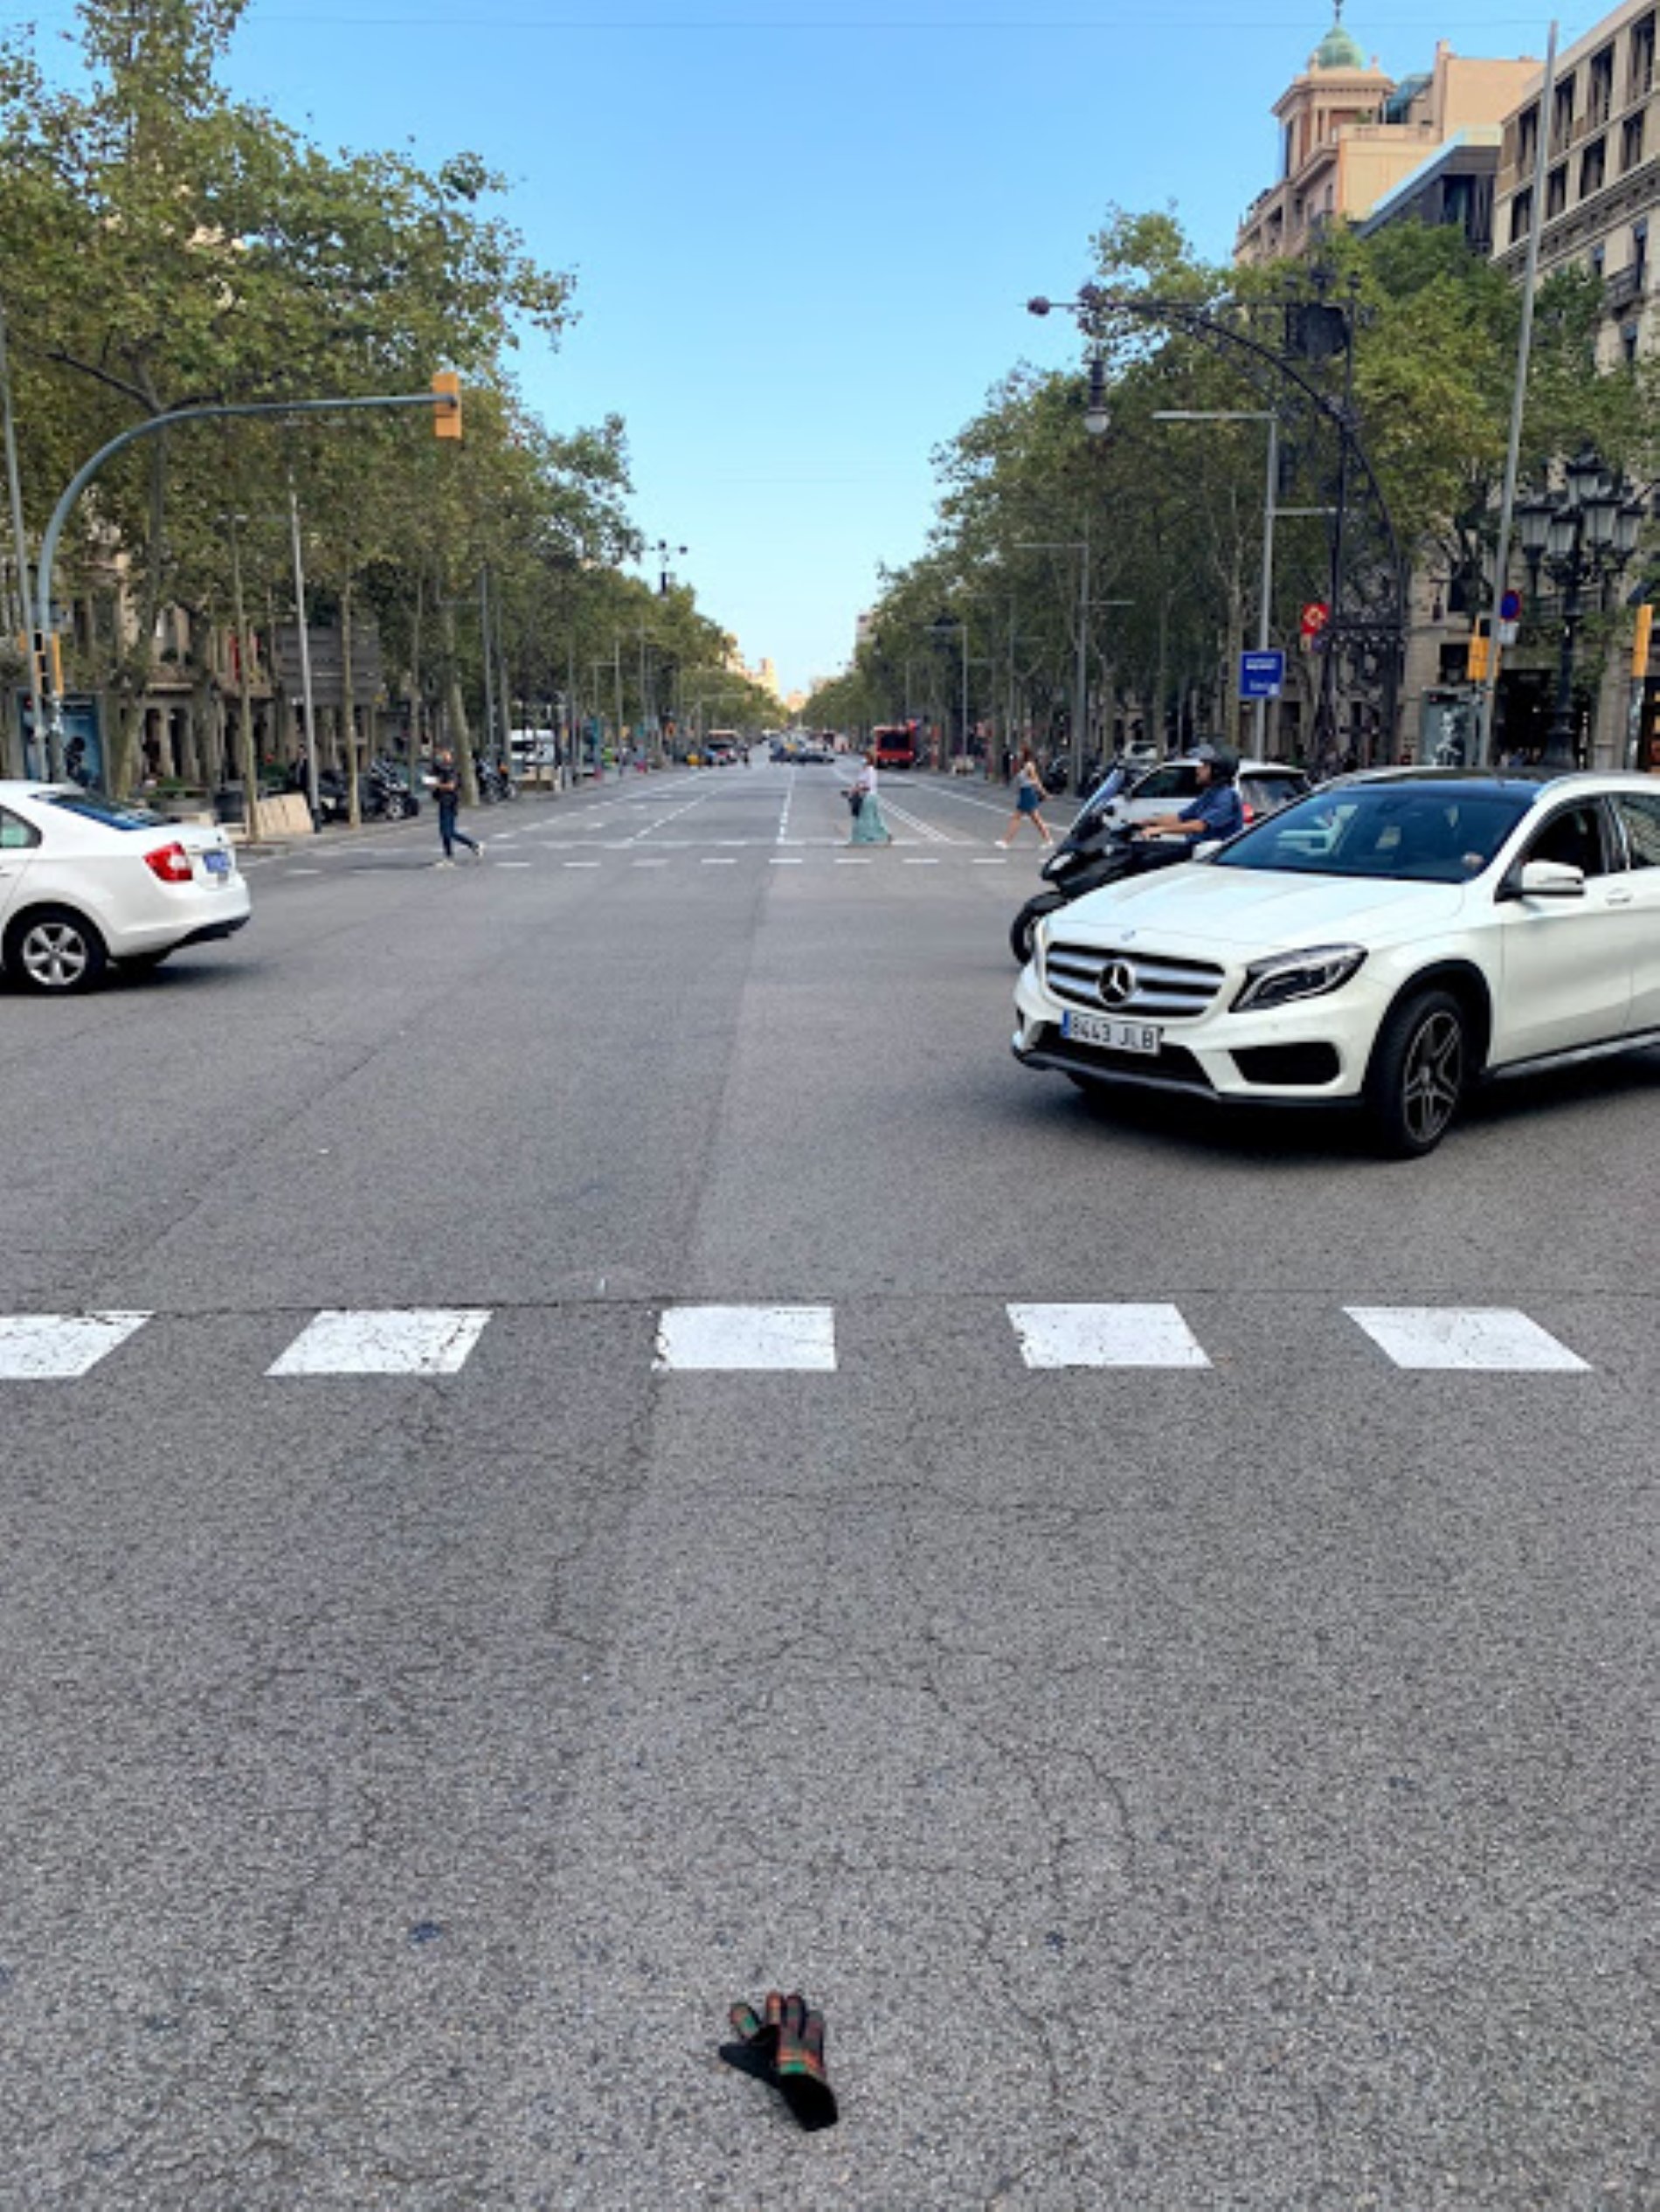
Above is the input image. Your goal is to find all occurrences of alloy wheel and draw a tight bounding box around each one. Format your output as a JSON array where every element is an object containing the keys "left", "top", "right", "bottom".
[
  {"left": 21, "top": 920, "right": 91, "bottom": 990},
  {"left": 1401, "top": 1009, "right": 1463, "bottom": 1146}
]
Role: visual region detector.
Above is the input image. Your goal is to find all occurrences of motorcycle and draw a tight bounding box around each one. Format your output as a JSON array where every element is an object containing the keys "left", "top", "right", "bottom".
[
  {"left": 473, "top": 754, "right": 515, "bottom": 803},
  {"left": 366, "top": 755, "right": 420, "bottom": 821},
  {"left": 1009, "top": 800, "right": 1193, "bottom": 964}
]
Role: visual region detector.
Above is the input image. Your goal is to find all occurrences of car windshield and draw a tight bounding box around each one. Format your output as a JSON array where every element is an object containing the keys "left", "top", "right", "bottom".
[
  {"left": 1214, "top": 782, "right": 1538, "bottom": 883},
  {"left": 43, "top": 792, "right": 167, "bottom": 832}
]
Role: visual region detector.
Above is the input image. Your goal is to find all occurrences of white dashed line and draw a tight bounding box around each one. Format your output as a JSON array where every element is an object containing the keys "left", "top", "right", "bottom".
[
  {"left": 654, "top": 1305, "right": 837, "bottom": 1372},
  {"left": 1006, "top": 1303, "right": 1212, "bottom": 1370},
  {"left": 1345, "top": 1307, "right": 1591, "bottom": 1372},
  {"left": 268, "top": 1309, "right": 492, "bottom": 1377},
  {"left": 0, "top": 1312, "right": 152, "bottom": 1380}
]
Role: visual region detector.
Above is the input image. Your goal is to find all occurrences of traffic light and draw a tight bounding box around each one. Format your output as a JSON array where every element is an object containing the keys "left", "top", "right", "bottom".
[
  {"left": 1466, "top": 618, "right": 1491, "bottom": 683},
  {"left": 1633, "top": 602, "right": 1654, "bottom": 680},
  {"left": 432, "top": 370, "right": 462, "bottom": 440}
]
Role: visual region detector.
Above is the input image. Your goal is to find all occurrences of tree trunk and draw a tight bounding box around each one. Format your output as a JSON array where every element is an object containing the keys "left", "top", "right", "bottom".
[
  {"left": 341, "top": 577, "right": 360, "bottom": 827},
  {"left": 439, "top": 595, "right": 478, "bottom": 803}
]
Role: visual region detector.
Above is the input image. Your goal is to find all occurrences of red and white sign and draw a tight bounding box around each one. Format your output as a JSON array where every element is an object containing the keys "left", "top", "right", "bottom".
[{"left": 1299, "top": 600, "right": 1331, "bottom": 639}]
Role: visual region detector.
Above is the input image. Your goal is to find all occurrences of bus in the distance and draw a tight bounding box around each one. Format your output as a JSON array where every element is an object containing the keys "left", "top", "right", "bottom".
[{"left": 872, "top": 722, "right": 918, "bottom": 771}]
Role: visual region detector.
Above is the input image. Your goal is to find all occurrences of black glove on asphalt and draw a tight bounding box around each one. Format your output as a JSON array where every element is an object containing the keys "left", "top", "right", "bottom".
[{"left": 723, "top": 1989, "right": 840, "bottom": 2133}]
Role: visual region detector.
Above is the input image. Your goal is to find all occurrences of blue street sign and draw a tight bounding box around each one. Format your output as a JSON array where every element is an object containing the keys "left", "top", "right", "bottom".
[
  {"left": 1239, "top": 649, "right": 1285, "bottom": 701},
  {"left": 1499, "top": 588, "right": 1523, "bottom": 622}
]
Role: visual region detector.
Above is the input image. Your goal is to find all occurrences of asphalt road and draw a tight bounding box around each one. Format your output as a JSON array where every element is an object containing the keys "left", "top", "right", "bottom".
[{"left": 2, "top": 762, "right": 1656, "bottom": 2208}]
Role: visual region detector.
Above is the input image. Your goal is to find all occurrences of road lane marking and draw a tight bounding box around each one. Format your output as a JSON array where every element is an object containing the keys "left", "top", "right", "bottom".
[
  {"left": 769, "top": 857, "right": 803, "bottom": 866},
  {"left": 835, "top": 857, "right": 873, "bottom": 865},
  {"left": 1345, "top": 1307, "right": 1590, "bottom": 1372},
  {"left": 632, "top": 859, "right": 669, "bottom": 868},
  {"left": 903, "top": 857, "right": 940, "bottom": 866},
  {"left": 702, "top": 857, "right": 737, "bottom": 866},
  {"left": 268, "top": 1309, "right": 492, "bottom": 1377},
  {"left": 0, "top": 1312, "right": 151, "bottom": 1380},
  {"left": 495, "top": 861, "right": 533, "bottom": 868},
  {"left": 564, "top": 861, "right": 602, "bottom": 869},
  {"left": 1006, "top": 1303, "right": 1211, "bottom": 1370},
  {"left": 654, "top": 1305, "right": 837, "bottom": 1372}
]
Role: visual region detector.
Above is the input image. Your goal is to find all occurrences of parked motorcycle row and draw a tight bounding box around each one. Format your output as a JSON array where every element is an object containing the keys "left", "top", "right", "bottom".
[{"left": 303, "top": 751, "right": 518, "bottom": 828}]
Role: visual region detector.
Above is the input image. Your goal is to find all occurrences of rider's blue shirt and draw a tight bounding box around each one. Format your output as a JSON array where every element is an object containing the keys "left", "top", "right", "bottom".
[{"left": 1178, "top": 785, "right": 1245, "bottom": 840}]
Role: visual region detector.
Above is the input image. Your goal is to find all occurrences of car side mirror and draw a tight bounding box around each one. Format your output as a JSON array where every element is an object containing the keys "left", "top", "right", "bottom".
[{"left": 1504, "top": 858, "right": 1587, "bottom": 902}]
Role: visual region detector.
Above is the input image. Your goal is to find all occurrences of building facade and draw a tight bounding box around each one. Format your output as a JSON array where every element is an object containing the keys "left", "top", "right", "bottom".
[
  {"left": 1236, "top": 10, "right": 1539, "bottom": 266},
  {"left": 1493, "top": 0, "right": 1660, "bottom": 369}
]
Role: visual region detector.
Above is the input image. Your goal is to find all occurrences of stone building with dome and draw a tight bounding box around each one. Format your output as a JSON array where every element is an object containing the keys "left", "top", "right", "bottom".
[{"left": 1235, "top": 9, "right": 1539, "bottom": 264}]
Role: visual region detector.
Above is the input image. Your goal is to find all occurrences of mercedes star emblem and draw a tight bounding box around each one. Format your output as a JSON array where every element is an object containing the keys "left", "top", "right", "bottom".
[{"left": 1099, "top": 959, "right": 1138, "bottom": 1009}]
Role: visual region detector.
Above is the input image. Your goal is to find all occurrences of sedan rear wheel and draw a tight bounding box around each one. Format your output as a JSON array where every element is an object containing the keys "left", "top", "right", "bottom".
[
  {"left": 1366, "top": 988, "right": 1468, "bottom": 1158},
  {"left": 8, "top": 907, "right": 109, "bottom": 994}
]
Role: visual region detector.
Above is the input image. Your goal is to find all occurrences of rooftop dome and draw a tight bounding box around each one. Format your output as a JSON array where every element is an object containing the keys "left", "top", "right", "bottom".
[{"left": 1313, "top": 3, "right": 1367, "bottom": 69}]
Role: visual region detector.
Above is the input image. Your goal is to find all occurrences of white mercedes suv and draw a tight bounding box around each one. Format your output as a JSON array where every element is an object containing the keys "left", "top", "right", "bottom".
[{"left": 1013, "top": 769, "right": 1660, "bottom": 1157}]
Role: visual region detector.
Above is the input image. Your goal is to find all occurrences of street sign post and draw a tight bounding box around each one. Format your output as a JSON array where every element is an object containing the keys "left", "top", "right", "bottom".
[{"left": 1239, "top": 649, "right": 1285, "bottom": 701}]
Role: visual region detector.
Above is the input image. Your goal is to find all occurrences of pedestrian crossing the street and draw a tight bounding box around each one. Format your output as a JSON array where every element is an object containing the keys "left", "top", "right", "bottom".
[{"left": 0, "top": 1302, "right": 1608, "bottom": 1381}]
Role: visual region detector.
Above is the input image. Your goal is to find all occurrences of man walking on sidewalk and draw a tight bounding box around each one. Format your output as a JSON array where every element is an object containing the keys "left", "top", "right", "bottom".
[{"left": 432, "top": 750, "right": 484, "bottom": 867}]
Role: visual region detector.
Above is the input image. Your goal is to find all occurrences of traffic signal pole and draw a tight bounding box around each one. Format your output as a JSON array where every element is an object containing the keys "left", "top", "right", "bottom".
[{"left": 33, "top": 383, "right": 460, "bottom": 780}]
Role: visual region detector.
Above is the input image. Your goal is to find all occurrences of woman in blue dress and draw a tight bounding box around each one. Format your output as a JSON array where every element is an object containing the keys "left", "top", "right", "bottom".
[{"left": 847, "top": 750, "right": 893, "bottom": 845}]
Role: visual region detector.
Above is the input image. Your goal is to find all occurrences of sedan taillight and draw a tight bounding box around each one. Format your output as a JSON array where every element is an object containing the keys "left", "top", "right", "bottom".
[{"left": 144, "top": 842, "right": 196, "bottom": 884}]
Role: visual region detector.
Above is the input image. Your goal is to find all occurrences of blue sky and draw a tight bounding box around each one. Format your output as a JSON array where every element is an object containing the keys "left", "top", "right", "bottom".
[{"left": 23, "top": 1, "right": 1590, "bottom": 691}]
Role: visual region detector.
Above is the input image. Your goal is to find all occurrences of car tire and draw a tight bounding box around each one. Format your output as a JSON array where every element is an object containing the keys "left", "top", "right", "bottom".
[
  {"left": 383, "top": 793, "right": 409, "bottom": 822},
  {"left": 1365, "top": 987, "right": 1469, "bottom": 1158},
  {"left": 7, "top": 906, "right": 109, "bottom": 993}
]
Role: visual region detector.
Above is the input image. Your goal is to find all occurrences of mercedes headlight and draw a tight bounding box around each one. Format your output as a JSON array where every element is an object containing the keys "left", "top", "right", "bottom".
[{"left": 1231, "top": 944, "right": 1366, "bottom": 1013}]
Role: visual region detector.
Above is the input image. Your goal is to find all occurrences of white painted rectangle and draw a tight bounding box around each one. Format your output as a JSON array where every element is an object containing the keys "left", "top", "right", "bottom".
[
  {"left": 702, "top": 858, "right": 737, "bottom": 866},
  {"left": 654, "top": 1305, "right": 837, "bottom": 1372},
  {"left": 268, "top": 1309, "right": 491, "bottom": 1377},
  {"left": 0, "top": 1312, "right": 151, "bottom": 1380},
  {"left": 1007, "top": 1303, "right": 1210, "bottom": 1370},
  {"left": 1345, "top": 1306, "right": 1589, "bottom": 1372}
]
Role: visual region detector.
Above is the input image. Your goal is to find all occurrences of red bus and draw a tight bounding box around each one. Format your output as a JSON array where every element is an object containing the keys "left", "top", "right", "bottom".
[{"left": 872, "top": 722, "right": 917, "bottom": 770}]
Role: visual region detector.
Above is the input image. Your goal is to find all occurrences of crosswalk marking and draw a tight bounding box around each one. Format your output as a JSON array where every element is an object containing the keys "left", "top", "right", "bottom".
[
  {"left": 654, "top": 1305, "right": 837, "bottom": 1372},
  {"left": 0, "top": 1304, "right": 1609, "bottom": 1383},
  {"left": 1007, "top": 1303, "right": 1211, "bottom": 1370},
  {"left": 0, "top": 1311, "right": 151, "bottom": 1379},
  {"left": 1345, "top": 1306, "right": 1590, "bottom": 1372},
  {"left": 267, "top": 1309, "right": 491, "bottom": 1377}
]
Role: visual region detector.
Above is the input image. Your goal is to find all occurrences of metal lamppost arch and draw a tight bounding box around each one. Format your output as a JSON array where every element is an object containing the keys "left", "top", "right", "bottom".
[{"left": 1027, "top": 281, "right": 1408, "bottom": 771}]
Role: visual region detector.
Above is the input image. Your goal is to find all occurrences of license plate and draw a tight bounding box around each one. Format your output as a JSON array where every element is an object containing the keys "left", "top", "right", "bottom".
[
  {"left": 1062, "top": 1009, "right": 1162, "bottom": 1054},
  {"left": 203, "top": 850, "right": 231, "bottom": 877}
]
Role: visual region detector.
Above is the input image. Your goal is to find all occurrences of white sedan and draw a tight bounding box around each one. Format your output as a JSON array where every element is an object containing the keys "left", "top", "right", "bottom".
[
  {"left": 0, "top": 782, "right": 251, "bottom": 992},
  {"left": 1013, "top": 768, "right": 1660, "bottom": 1156}
]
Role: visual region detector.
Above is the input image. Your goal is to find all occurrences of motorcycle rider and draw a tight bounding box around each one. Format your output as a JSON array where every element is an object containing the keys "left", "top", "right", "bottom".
[{"left": 1135, "top": 742, "right": 1245, "bottom": 847}]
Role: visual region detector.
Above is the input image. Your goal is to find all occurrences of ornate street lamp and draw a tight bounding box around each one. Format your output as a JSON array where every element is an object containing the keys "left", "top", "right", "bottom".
[{"left": 1516, "top": 451, "right": 1646, "bottom": 769}]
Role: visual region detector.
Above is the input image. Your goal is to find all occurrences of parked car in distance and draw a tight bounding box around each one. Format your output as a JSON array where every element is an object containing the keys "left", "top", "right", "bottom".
[
  {"left": 1013, "top": 768, "right": 1660, "bottom": 1157},
  {"left": 0, "top": 781, "right": 250, "bottom": 992}
]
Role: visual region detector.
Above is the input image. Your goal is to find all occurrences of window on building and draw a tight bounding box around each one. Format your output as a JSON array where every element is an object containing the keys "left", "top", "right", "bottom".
[
  {"left": 1511, "top": 186, "right": 1535, "bottom": 243},
  {"left": 1590, "top": 44, "right": 1615, "bottom": 124},
  {"left": 1636, "top": 218, "right": 1650, "bottom": 285},
  {"left": 1632, "top": 11, "right": 1657, "bottom": 100},
  {"left": 1581, "top": 135, "right": 1608, "bottom": 197},
  {"left": 1518, "top": 102, "right": 1539, "bottom": 171},
  {"left": 1623, "top": 321, "right": 1642, "bottom": 362},
  {"left": 1591, "top": 242, "right": 1606, "bottom": 277},
  {"left": 1553, "top": 75, "right": 1576, "bottom": 149},
  {"left": 1623, "top": 110, "right": 1646, "bottom": 172},
  {"left": 1546, "top": 163, "right": 1568, "bottom": 219}
]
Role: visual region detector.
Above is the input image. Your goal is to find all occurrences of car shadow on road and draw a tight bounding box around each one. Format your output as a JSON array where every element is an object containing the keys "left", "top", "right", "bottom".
[{"left": 1027, "top": 1044, "right": 1660, "bottom": 1168}]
